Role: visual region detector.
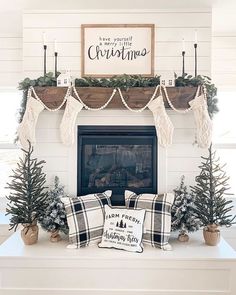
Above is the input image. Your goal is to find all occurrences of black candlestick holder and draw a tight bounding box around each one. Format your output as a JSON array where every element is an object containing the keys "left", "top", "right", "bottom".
[
  {"left": 194, "top": 43, "right": 198, "bottom": 77},
  {"left": 43, "top": 45, "right": 47, "bottom": 76},
  {"left": 54, "top": 52, "right": 58, "bottom": 78},
  {"left": 182, "top": 51, "right": 185, "bottom": 77}
]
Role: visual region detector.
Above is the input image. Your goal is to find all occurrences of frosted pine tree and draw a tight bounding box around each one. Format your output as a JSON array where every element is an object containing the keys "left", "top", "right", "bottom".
[
  {"left": 38, "top": 176, "right": 69, "bottom": 242},
  {"left": 171, "top": 176, "right": 200, "bottom": 242}
]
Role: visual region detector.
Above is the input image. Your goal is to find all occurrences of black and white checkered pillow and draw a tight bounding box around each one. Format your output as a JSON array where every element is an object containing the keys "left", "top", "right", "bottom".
[
  {"left": 125, "top": 190, "right": 174, "bottom": 249},
  {"left": 61, "top": 191, "right": 112, "bottom": 248}
]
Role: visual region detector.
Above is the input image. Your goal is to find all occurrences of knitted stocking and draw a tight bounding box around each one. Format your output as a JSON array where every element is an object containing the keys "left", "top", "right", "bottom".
[
  {"left": 189, "top": 93, "right": 212, "bottom": 148},
  {"left": 18, "top": 96, "right": 44, "bottom": 149},
  {"left": 60, "top": 95, "right": 83, "bottom": 146},
  {"left": 148, "top": 95, "right": 174, "bottom": 147}
]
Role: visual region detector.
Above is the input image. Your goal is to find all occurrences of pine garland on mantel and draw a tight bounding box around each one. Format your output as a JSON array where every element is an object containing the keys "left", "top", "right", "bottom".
[{"left": 18, "top": 72, "right": 218, "bottom": 124}]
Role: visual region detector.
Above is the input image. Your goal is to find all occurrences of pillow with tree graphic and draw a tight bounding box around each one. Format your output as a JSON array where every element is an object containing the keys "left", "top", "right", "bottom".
[{"left": 98, "top": 205, "right": 145, "bottom": 253}]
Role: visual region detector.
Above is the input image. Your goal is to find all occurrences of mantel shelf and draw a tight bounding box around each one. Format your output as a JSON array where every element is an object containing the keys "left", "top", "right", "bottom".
[{"left": 33, "top": 86, "right": 198, "bottom": 110}]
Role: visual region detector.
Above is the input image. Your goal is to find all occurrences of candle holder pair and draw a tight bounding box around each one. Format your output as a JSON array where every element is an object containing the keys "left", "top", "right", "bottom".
[
  {"left": 182, "top": 43, "right": 198, "bottom": 77},
  {"left": 43, "top": 45, "right": 58, "bottom": 78}
]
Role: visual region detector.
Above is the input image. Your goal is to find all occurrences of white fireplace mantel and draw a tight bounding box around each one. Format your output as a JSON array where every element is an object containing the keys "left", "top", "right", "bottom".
[{"left": 1, "top": 230, "right": 236, "bottom": 294}]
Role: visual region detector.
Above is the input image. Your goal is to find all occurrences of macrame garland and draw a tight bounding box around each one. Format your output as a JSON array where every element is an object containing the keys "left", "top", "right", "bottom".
[
  {"left": 117, "top": 85, "right": 160, "bottom": 113},
  {"left": 148, "top": 88, "right": 174, "bottom": 147},
  {"left": 73, "top": 86, "right": 117, "bottom": 111},
  {"left": 29, "top": 85, "right": 71, "bottom": 112},
  {"left": 18, "top": 96, "right": 44, "bottom": 149},
  {"left": 161, "top": 85, "right": 193, "bottom": 114},
  {"left": 60, "top": 96, "right": 83, "bottom": 146},
  {"left": 21, "top": 85, "right": 212, "bottom": 148},
  {"left": 188, "top": 86, "right": 212, "bottom": 148}
]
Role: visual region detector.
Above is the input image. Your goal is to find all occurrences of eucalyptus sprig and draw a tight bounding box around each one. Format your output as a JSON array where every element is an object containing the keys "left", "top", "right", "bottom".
[
  {"left": 175, "top": 73, "right": 218, "bottom": 118},
  {"left": 75, "top": 74, "right": 161, "bottom": 89}
]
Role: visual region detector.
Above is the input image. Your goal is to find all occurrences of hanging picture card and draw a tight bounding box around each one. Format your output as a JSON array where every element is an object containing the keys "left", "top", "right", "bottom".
[{"left": 81, "top": 24, "right": 155, "bottom": 77}]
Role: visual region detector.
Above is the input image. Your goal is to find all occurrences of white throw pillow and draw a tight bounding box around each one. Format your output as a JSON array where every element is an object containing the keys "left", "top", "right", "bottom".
[{"left": 98, "top": 205, "right": 145, "bottom": 253}]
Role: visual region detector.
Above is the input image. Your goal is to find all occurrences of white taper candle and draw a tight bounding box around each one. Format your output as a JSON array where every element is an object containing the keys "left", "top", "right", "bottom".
[
  {"left": 54, "top": 39, "right": 58, "bottom": 53},
  {"left": 194, "top": 30, "right": 198, "bottom": 44},
  {"left": 182, "top": 38, "right": 185, "bottom": 52},
  {"left": 43, "top": 32, "right": 46, "bottom": 46}
]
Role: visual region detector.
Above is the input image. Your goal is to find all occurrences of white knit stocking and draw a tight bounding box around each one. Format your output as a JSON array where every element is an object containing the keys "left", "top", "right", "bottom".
[
  {"left": 60, "top": 95, "right": 83, "bottom": 146},
  {"left": 189, "top": 88, "right": 212, "bottom": 148},
  {"left": 18, "top": 96, "right": 44, "bottom": 149},
  {"left": 148, "top": 95, "right": 174, "bottom": 147}
]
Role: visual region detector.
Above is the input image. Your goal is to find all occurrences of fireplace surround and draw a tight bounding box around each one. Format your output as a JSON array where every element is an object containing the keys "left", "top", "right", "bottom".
[{"left": 77, "top": 126, "right": 157, "bottom": 205}]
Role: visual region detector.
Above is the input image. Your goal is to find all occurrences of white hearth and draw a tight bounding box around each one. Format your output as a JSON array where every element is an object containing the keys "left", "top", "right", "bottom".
[{"left": 0, "top": 230, "right": 236, "bottom": 295}]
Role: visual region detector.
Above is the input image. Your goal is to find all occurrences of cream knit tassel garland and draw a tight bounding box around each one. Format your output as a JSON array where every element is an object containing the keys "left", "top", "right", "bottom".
[
  {"left": 17, "top": 96, "right": 44, "bottom": 149},
  {"left": 148, "top": 88, "right": 174, "bottom": 147},
  {"left": 188, "top": 86, "right": 212, "bottom": 148},
  {"left": 60, "top": 95, "right": 83, "bottom": 146}
]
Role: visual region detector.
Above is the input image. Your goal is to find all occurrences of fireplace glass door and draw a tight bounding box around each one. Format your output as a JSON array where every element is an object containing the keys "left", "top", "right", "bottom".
[{"left": 77, "top": 126, "right": 157, "bottom": 205}]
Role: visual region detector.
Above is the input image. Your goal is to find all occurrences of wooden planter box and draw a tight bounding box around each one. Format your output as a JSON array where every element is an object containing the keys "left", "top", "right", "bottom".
[{"left": 34, "top": 86, "right": 198, "bottom": 110}]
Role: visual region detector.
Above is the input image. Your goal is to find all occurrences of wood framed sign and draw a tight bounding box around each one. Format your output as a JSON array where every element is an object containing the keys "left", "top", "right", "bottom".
[{"left": 81, "top": 24, "right": 155, "bottom": 77}]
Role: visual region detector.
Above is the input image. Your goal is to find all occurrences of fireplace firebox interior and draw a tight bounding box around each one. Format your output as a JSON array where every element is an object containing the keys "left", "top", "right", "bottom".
[{"left": 77, "top": 126, "right": 157, "bottom": 205}]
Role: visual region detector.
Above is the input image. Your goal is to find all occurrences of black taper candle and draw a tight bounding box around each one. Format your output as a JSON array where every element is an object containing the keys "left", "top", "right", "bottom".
[
  {"left": 182, "top": 51, "right": 185, "bottom": 77},
  {"left": 43, "top": 45, "right": 47, "bottom": 76},
  {"left": 194, "top": 43, "right": 197, "bottom": 77},
  {"left": 54, "top": 52, "right": 58, "bottom": 78}
]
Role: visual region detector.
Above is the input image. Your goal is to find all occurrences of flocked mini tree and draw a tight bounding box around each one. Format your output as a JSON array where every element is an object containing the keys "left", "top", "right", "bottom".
[
  {"left": 6, "top": 141, "right": 48, "bottom": 245},
  {"left": 38, "top": 176, "right": 69, "bottom": 242},
  {"left": 191, "top": 145, "right": 235, "bottom": 245},
  {"left": 171, "top": 176, "right": 200, "bottom": 242}
]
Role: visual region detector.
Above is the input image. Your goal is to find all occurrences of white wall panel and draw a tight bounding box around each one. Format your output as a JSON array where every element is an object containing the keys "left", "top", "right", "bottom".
[
  {"left": 0, "top": 61, "right": 22, "bottom": 73},
  {"left": 167, "top": 158, "right": 201, "bottom": 172},
  {"left": 22, "top": 56, "right": 210, "bottom": 75},
  {"left": 23, "top": 12, "right": 211, "bottom": 28},
  {"left": 0, "top": 7, "right": 22, "bottom": 87},
  {"left": 0, "top": 38, "right": 22, "bottom": 49},
  {"left": 167, "top": 144, "right": 208, "bottom": 158},
  {"left": 212, "top": 8, "right": 236, "bottom": 88},
  {"left": 23, "top": 27, "right": 211, "bottom": 43}
]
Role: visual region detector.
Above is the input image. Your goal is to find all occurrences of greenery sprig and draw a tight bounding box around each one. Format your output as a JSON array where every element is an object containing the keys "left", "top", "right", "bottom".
[
  {"left": 18, "top": 72, "right": 218, "bottom": 124},
  {"left": 175, "top": 73, "right": 218, "bottom": 118}
]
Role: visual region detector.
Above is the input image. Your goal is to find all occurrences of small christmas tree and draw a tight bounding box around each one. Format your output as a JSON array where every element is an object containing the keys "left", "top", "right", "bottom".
[
  {"left": 6, "top": 141, "right": 48, "bottom": 244},
  {"left": 171, "top": 176, "right": 200, "bottom": 241},
  {"left": 191, "top": 145, "right": 235, "bottom": 245},
  {"left": 38, "top": 176, "right": 69, "bottom": 242}
]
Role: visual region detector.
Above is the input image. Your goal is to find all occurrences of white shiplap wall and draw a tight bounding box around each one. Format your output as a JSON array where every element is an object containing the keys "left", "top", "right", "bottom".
[
  {"left": 23, "top": 9, "right": 211, "bottom": 195},
  {"left": 0, "top": 9, "right": 22, "bottom": 88},
  {"left": 212, "top": 8, "right": 236, "bottom": 89}
]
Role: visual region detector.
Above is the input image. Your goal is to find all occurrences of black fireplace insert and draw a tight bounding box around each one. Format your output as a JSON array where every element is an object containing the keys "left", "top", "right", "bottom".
[{"left": 77, "top": 126, "right": 157, "bottom": 205}]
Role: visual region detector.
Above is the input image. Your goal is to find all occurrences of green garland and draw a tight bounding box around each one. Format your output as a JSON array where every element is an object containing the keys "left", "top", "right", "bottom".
[
  {"left": 18, "top": 72, "right": 218, "bottom": 124},
  {"left": 174, "top": 74, "right": 218, "bottom": 118}
]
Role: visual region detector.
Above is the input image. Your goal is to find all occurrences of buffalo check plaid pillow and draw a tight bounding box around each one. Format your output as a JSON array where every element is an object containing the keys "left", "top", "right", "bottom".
[
  {"left": 61, "top": 190, "right": 112, "bottom": 248},
  {"left": 125, "top": 190, "right": 174, "bottom": 249}
]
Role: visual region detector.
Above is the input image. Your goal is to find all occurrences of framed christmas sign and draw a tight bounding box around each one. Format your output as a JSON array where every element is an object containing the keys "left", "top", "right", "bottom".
[{"left": 81, "top": 24, "right": 155, "bottom": 77}]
